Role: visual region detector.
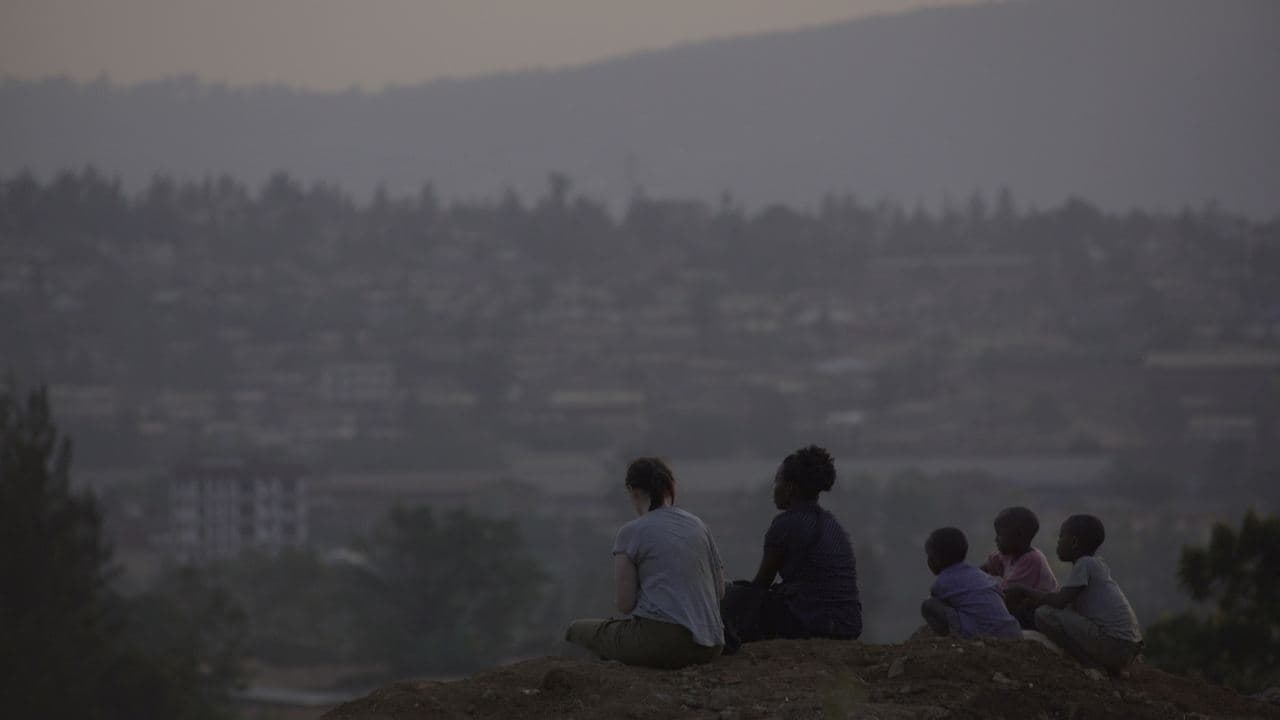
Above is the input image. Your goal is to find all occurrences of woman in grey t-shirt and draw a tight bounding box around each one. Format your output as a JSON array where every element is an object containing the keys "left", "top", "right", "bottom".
[{"left": 565, "top": 458, "right": 726, "bottom": 668}]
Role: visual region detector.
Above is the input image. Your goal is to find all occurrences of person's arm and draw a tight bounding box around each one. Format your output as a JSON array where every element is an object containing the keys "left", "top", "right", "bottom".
[
  {"left": 751, "top": 546, "right": 785, "bottom": 587},
  {"left": 707, "top": 529, "right": 727, "bottom": 601},
  {"left": 1005, "top": 582, "right": 1082, "bottom": 609},
  {"left": 980, "top": 551, "right": 1002, "bottom": 577},
  {"left": 614, "top": 553, "right": 638, "bottom": 614}
]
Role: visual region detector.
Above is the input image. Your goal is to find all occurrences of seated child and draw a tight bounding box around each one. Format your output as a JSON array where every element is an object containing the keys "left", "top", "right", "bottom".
[
  {"left": 980, "top": 506, "right": 1060, "bottom": 629},
  {"left": 920, "top": 527, "right": 1023, "bottom": 640},
  {"left": 1006, "top": 514, "right": 1143, "bottom": 675}
]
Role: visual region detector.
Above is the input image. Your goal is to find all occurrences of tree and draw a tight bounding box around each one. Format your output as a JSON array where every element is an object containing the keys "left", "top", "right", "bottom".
[
  {"left": 353, "top": 505, "right": 547, "bottom": 676},
  {"left": 1145, "top": 511, "right": 1280, "bottom": 692},
  {"left": 209, "top": 549, "right": 369, "bottom": 665},
  {"left": 0, "top": 383, "right": 246, "bottom": 718},
  {"left": 1, "top": 383, "right": 115, "bottom": 717},
  {"left": 108, "top": 568, "right": 248, "bottom": 719}
]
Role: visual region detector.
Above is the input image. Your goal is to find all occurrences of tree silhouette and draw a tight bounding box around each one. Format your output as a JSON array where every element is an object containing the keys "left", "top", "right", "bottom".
[
  {"left": 353, "top": 505, "right": 547, "bottom": 676},
  {"left": 1145, "top": 511, "right": 1280, "bottom": 692},
  {"left": 1, "top": 383, "right": 115, "bottom": 716},
  {"left": 0, "top": 382, "right": 246, "bottom": 719}
]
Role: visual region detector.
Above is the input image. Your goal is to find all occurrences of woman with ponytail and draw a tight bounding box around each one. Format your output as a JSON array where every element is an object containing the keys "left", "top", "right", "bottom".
[
  {"left": 721, "top": 445, "right": 862, "bottom": 649},
  {"left": 565, "top": 457, "right": 726, "bottom": 668}
]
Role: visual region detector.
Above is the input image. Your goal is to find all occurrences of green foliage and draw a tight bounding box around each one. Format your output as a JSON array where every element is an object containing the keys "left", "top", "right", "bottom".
[
  {"left": 0, "top": 382, "right": 246, "bottom": 719},
  {"left": 134, "top": 569, "right": 248, "bottom": 699},
  {"left": 105, "top": 569, "right": 249, "bottom": 720},
  {"left": 1145, "top": 511, "right": 1280, "bottom": 693},
  {"left": 205, "top": 506, "right": 548, "bottom": 678},
  {"left": 354, "top": 505, "right": 548, "bottom": 676},
  {"left": 522, "top": 516, "right": 614, "bottom": 628},
  {"left": 1, "top": 383, "right": 115, "bottom": 716},
  {"left": 209, "top": 549, "right": 371, "bottom": 665}
]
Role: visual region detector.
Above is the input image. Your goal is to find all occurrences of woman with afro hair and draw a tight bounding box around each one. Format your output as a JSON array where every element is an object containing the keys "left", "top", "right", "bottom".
[{"left": 721, "top": 445, "right": 862, "bottom": 650}]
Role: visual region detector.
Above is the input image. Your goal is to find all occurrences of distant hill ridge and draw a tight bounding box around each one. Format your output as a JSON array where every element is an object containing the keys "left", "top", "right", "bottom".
[{"left": 3, "top": 0, "right": 1278, "bottom": 217}]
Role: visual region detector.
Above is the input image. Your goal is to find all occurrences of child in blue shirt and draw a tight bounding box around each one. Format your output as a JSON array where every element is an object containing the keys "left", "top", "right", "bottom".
[{"left": 921, "top": 527, "right": 1023, "bottom": 640}]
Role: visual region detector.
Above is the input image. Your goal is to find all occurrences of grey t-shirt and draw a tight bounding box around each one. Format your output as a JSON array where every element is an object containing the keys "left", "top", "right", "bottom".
[
  {"left": 612, "top": 506, "right": 725, "bottom": 647},
  {"left": 1063, "top": 555, "right": 1142, "bottom": 643}
]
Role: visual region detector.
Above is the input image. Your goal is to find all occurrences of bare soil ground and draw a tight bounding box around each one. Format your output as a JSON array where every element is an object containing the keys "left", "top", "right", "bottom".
[{"left": 322, "top": 635, "right": 1280, "bottom": 720}]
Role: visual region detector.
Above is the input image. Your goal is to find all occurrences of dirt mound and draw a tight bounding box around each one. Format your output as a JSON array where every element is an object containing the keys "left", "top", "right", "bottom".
[{"left": 322, "top": 636, "right": 1280, "bottom": 719}]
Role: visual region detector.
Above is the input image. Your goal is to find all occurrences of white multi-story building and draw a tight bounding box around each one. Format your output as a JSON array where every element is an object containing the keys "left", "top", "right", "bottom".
[{"left": 170, "top": 458, "right": 308, "bottom": 563}]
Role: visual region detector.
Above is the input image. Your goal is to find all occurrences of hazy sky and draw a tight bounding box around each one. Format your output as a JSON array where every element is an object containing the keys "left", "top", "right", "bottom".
[{"left": 2, "top": 0, "right": 984, "bottom": 91}]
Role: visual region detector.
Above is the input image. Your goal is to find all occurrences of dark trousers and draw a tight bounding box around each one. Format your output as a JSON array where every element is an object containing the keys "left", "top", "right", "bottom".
[
  {"left": 1011, "top": 606, "right": 1038, "bottom": 631},
  {"left": 1034, "top": 606, "right": 1142, "bottom": 674},
  {"left": 920, "top": 597, "right": 961, "bottom": 636},
  {"left": 720, "top": 582, "right": 807, "bottom": 653}
]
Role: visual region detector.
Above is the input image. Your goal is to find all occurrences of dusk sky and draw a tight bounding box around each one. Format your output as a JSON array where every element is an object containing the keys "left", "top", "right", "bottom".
[{"left": 1, "top": 0, "right": 986, "bottom": 90}]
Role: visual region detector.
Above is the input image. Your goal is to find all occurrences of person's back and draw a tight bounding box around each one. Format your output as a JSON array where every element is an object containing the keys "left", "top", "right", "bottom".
[
  {"left": 768, "top": 501, "right": 861, "bottom": 639},
  {"left": 1062, "top": 555, "right": 1140, "bottom": 644},
  {"left": 566, "top": 458, "right": 725, "bottom": 669},
  {"left": 1006, "top": 515, "right": 1143, "bottom": 675},
  {"left": 921, "top": 527, "right": 1022, "bottom": 641},
  {"left": 721, "top": 445, "right": 862, "bottom": 647},
  {"left": 929, "top": 562, "right": 1023, "bottom": 640},
  {"left": 616, "top": 505, "right": 724, "bottom": 648}
]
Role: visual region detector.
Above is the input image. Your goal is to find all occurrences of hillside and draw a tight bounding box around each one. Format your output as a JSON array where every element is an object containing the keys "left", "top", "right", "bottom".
[
  {"left": 3, "top": 0, "right": 1279, "bottom": 216},
  {"left": 322, "top": 636, "right": 1280, "bottom": 720}
]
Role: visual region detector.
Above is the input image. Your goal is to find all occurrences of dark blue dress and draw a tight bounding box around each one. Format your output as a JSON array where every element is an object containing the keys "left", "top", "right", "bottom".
[{"left": 764, "top": 499, "right": 862, "bottom": 639}]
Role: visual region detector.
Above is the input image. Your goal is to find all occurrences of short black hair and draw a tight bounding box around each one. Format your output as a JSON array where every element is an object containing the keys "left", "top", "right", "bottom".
[
  {"left": 926, "top": 527, "right": 969, "bottom": 568},
  {"left": 779, "top": 445, "right": 836, "bottom": 500},
  {"left": 1062, "top": 514, "right": 1106, "bottom": 555},
  {"left": 625, "top": 457, "right": 677, "bottom": 511},
  {"left": 995, "top": 506, "right": 1040, "bottom": 540}
]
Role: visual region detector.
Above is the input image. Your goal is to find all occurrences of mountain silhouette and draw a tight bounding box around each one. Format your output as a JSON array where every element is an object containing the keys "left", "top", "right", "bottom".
[{"left": 3, "top": 0, "right": 1278, "bottom": 216}]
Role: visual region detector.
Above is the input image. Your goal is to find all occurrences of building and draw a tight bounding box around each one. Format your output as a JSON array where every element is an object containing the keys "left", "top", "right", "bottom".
[
  {"left": 1143, "top": 349, "right": 1280, "bottom": 447},
  {"left": 170, "top": 458, "right": 308, "bottom": 563}
]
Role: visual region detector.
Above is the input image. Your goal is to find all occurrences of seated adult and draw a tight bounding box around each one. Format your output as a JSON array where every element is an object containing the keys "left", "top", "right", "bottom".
[
  {"left": 565, "top": 457, "right": 726, "bottom": 669},
  {"left": 722, "top": 445, "right": 862, "bottom": 648}
]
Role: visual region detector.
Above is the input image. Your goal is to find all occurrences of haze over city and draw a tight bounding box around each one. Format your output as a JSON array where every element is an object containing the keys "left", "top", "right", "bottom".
[{"left": 1, "top": 1, "right": 1278, "bottom": 718}]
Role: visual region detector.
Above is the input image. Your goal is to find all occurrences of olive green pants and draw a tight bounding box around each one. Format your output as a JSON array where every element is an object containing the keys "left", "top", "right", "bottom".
[{"left": 565, "top": 616, "right": 722, "bottom": 669}]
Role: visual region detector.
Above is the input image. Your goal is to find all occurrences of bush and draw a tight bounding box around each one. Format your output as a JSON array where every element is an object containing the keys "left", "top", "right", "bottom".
[{"left": 1145, "top": 511, "right": 1280, "bottom": 693}]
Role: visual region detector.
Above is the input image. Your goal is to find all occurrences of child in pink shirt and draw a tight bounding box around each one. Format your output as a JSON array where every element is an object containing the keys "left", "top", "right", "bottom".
[{"left": 980, "top": 506, "right": 1059, "bottom": 629}]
